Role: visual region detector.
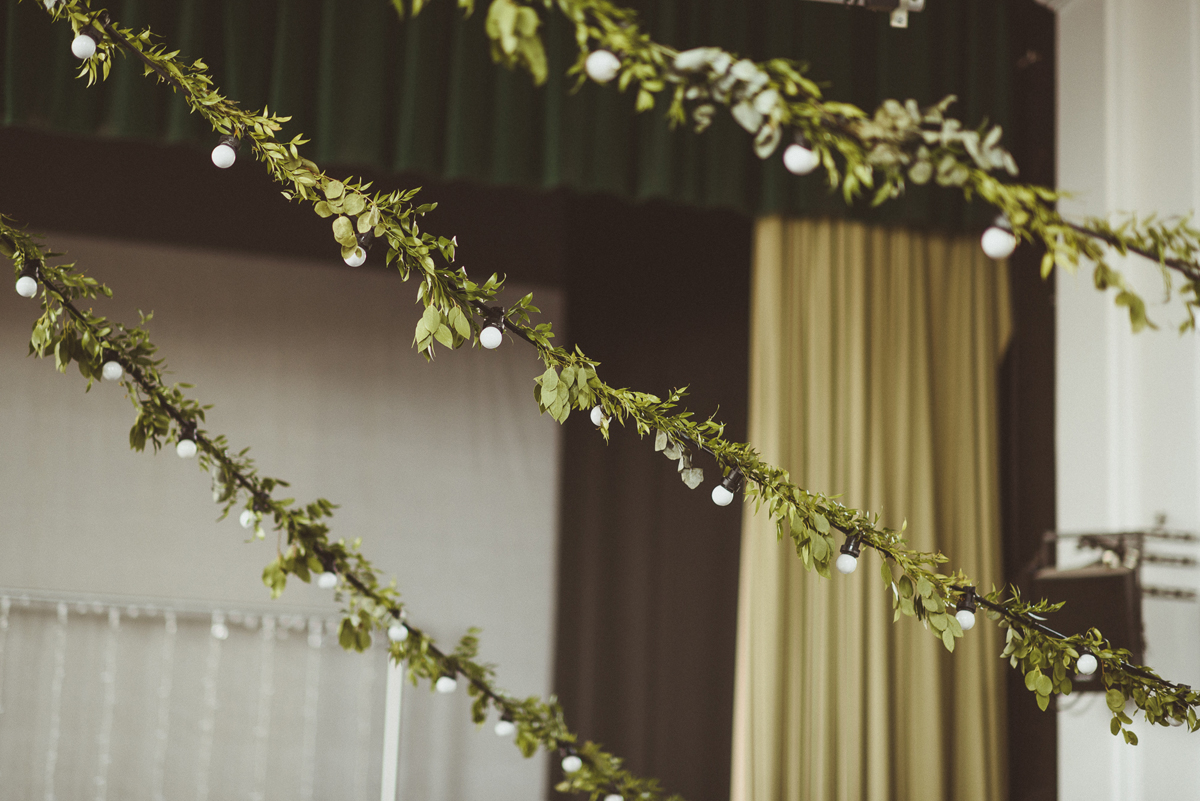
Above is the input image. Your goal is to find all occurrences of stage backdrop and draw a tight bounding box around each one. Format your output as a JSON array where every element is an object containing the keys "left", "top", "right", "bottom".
[{"left": 0, "top": 232, "right": 564, "bottom": 801}]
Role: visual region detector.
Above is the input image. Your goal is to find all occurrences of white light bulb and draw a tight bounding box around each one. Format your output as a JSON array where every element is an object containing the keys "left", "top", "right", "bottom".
[
  {"left": 387, "top": 623, "right": 409, "bottom": 642},
  {"left": 480, "top": 325, "right": 503, "bottom": 350},
  {"left": 101, "top": 360, "right": 123, "bottom": 381},
  {"left": 494, "top": 719, "right": 516, "bottom": 737},
  {"left": 210, "top": 622, "right": 229, "bottom": 640},
  {"left": 15, "top": 276, "right": 37, "bottom": 298},
  {"left": 835, "top": 553, "right": 858, "bottom": 574},
  {"left": 1077, "top": 653, "right": 1098, "bottom": 676},
  {"left": 343, "top": 246, "right": 367, "bottom": 267},
  {"left": 239, "top": 510, "right": 256, "bottom": 529},
  {"left": 712, "top": 484, "right": 735, "bottom": 507},
  {"left": 435, "top": 675, "right": 458, "bottom": 693},
  {"left": 955, "top": 609, "right": 976, "bottom": 632},
  {"left": 590, "top": 406, "right": 606, "bottom": 426},
  {"left": 71, "top": 33, "right": 97, "bottom": 60},
  {"left": 586, "top": 49, "right": 621, "bottom": 83},
  {"left": 783, "top": 143, "right": 820, "bottom": 175},
  {"left": 604, "top": 795, "right": 624, "bottom": 801},
  {"left": 176, "top": 438, "right": 197, "bottom": 459},
  {"left": 211, "top": 143, "right": 237, "bottom": 169},
  {"left": 981, "top": 226, "right": 1017, "bottom": 259},
  {"left": 561, "top": 754, "right": 583, "bottom": 773},
  {"left": 317, "top": 571, "right": 338, "bottom": 590}
]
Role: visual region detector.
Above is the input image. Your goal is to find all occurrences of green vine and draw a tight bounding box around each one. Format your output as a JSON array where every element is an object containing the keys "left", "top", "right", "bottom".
[{"left": 15, "top": 0, "right": 1200, "bottom": 775}]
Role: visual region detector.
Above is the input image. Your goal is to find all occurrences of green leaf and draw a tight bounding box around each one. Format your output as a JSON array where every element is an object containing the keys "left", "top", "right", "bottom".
[
  {"left": 332, "top": 216, "right": 356, "bottom": 247},
  {"left": 813, "top": 513, "right": 829, "bottom": 534},
  {"left": 942, "top": 628, "right": 955, "bottom": 652},
  {"left": 916, "top": 577, "right": 933, "bottom": 598},
  {"left": 1026, "top": 669, "right": 1041, "bottom": 692},
  {"left": 343, "top": 193, "right": 366, "bottom": 216},
  {"left": 1035, "top": 674, "right": 1053, "bottom": 697},
  {"left": 325, "top": 180, "right": 345, "bottom": 200},
  {"left": 1106, "top": 689, "right": 1126, "bottom": 712},
  {"left": 434, "top": 324, "right": 454, "bottom": 348}
]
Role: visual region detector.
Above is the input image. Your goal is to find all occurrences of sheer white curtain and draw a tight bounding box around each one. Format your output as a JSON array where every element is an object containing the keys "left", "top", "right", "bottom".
[
  {"left": 0, "top": 597, "right": 387, "bottom": 801},
  {"left": 0, "top": 233, "right": 564, "bottom": 800}
]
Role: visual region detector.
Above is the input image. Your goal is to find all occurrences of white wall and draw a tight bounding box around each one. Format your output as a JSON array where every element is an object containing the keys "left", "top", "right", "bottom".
[
  {"left": 0, "top": 233, "right": 564, "bottom": 800},
  {"left": 1057, "top": 0, "right": 1200, "bottom": 797}
]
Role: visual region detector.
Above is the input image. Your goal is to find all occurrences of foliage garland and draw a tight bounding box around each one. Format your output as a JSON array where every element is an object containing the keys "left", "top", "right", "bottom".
[{"left": 10, "top": 0, "right": 1199, "bottom": 777}]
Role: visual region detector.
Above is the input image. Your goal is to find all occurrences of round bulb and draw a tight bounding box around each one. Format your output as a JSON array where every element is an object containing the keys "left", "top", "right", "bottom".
[
  {"left": 317, "top": 571, "right": 338, "bottom": 590},
  {"left": 239, "top": 510, "right": 256, "bottom": 530},
  {"left": 343, "top": 246, "right": 367, "bottom": 267},
  {"left": 480, "top": 325, "right": 503, "bottom": 350},
  {"left": 387, "top": 623, "right": 409, "bottom": 642},
  {"left": 783, "top": 143, "right": 820, "bottom": 175},
  {"left": 712, "top": 484, "right": 735, "bottom": 507},
  {"left": 176, "top": 439, "right": 197, "bottom": 459},
  {"left": 71, "top": 33, "right": 97, "bottom": 60},
  {"left": 981, "top": 226, "right": 1017, "bottom": 259},
  {"left": 435, "top": 675, "right": 458, "bottom": 694},
  {"left": 494, "top": 719, "right": 516, "bottom": 737},
  {"left": 15, "top": 276, "right": 37, "bottom": 298},
  {"left": 835, "top": 553, "right": 859, "bottom": 574},
  {"left": 101, "top": 360, "right": 123, "bottom": 382},
  {"left": 585, "top": 49, "right": 621, "bottom": 83},
  {"left": 604, "top": 796, "right": 624, "bottom": 801},
  {"left": 561, "top": 755, "right": 583, "bottom": 774},
  {"left": 590, "top": 406, "right": 606, "bottom": 426},
  {"left": 1077, "top": 653, "right": 1098, "bottom": 676},
  {"left": 210, "top": 622, "right": 229, "bottom": 640},
  {"left": 211, "top": 143, "right": 237, "bottom": 169},
  {"left": 955, "top": 609, "right": 976, "bottom": 632}
]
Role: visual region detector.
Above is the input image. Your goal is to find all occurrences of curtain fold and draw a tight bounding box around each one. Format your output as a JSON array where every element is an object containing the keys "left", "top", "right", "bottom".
[
  {"left": 0, "top": 0, "right": 1013, "bottom": 230},
  {"left": 731, "top": 217, "right": 1010, "bottom": 801}
]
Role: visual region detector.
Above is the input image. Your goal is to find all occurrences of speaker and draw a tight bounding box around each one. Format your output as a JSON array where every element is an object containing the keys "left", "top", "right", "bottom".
[{"left": 1030, "top": 566, "right": 1144, "bottom": 691}]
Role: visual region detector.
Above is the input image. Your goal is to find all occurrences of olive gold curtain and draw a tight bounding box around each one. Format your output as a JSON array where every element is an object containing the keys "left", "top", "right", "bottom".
[{"left": 731, "top": 217, "right": 1010, "bottom": 801}]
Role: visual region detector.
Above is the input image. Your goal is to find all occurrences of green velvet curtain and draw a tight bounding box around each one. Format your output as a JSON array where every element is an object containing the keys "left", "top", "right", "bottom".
[{"left": 1, "top": 0, "right": 1012, "bottom": 229}]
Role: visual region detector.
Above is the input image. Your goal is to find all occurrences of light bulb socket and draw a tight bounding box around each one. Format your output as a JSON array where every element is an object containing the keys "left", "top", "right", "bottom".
[
  {"left": 840, "top": 534, "right": 862, "bottom": 559},
  {"left": 355, "top": 230, "right": 374, "bottom": 253},
  {"left": 956, "top": 586, "right": 978, "bottom": 615},
  {"left": 178, "top": 421, "right": 198, "bottom": 445},
  {"left": 76, "top": 27, "right": 102, "bottom": 46},
  {"left": 482, "top": 306, "right": 506, "bottom": 332},
  {"left": 719, "top": 468, "right": 743, "bottom": 494},
  {"left": 217, "top": 133, "right": 241, "bottom": 153},
  {"left": 792, "top": 130, "right": 813, "bottom": 149},
  {"left": 18, "top": 263, "right": 38, "bottom": 281}
]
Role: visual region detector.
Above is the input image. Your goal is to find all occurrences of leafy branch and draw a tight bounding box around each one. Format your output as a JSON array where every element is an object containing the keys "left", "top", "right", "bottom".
[
  {"left": 23, "top": 0, "right": 1200, "bottom": 755},
  {"left": 392, "top": 0, "right": 1200, "bottom": 332}
]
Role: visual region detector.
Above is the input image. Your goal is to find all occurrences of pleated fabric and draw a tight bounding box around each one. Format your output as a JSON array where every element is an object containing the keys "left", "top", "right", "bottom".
[
  {"left": 731, "top": 217, "right": 1010, "bottom": 801},
  {"left": 1, "top": 0, "right": 1012, "bottom": 229}
]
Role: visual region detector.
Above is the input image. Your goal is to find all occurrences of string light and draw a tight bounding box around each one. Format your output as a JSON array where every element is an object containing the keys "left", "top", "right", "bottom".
[
  {"left": 210, "top": 133, "right": 240, "bottom": 169},
  {"left": 343, "top": 231, "right": 372, "bottom": 267},
  {"left": 494, "top": 716, "right": 517, "bottom": 737},
  {"left": 316, "top": 571, "right": 338, "bottom": 590},
  {"left": 435, "top": 674, "right": 458, "bottom": 693},
  {"left": 604, "top": 795, "right": 623, "bottom": 801},
  {"left": 981, "top": 215, "right": 1017, "bottom": 259},
  {"left": 711, "top": 469, "right": 742, "bottom": 506},
  {"left": 1077, "top": 652, "right": 1098, "bottom": 676},
  {"left": 561, "top": 752, "right": 583, "bottom": 773},
  {"left": 100, "top": 350, "right": 124, "bottom": 382},
  {"left": 590, "top": 405, "right": 607, "bottom": 426},
  {"left": 783, "top": 133, "right": 820, "bottom": 176},
  {"left": 955, "top": 586, "right": 977, "bottom": 632},
  {"left": 14, "top": 264, "right": 38, "bottom": 298},
  {"left": 175, "top": 422, "right": 198, "bottom": 459},
  {"left": 71, "top": 29, "right": 100, "bottom": 60},
  {"left": 836, "top": 535, "right": 862, "bottom": 574},
  {"left": 585, "top": 49, "right": 621, "bottom": 83},
  {"left": 387, "top": 622, "right": 409, "bottom": 642},
  {"left": 480, "top": 306, "right": 505, "bottom": 350}
]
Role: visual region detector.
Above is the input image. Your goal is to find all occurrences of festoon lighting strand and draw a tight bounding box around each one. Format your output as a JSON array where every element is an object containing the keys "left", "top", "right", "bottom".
[{"left": 35, "top": 1, "right": 1200, "bottom": 757}]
